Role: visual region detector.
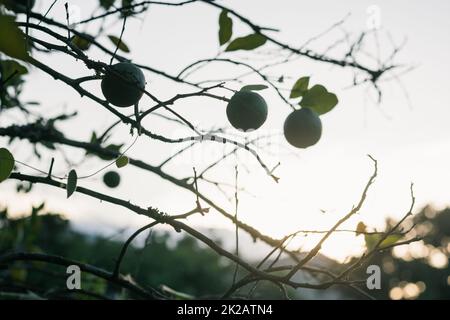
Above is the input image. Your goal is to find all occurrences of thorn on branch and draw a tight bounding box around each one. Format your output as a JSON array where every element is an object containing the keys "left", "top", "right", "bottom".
[{"left": 47, "top": 157, "right": 55, "bottom": 179}]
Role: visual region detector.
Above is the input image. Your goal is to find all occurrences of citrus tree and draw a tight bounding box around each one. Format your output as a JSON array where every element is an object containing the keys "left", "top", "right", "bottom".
[{"left": 0, "top": 0, "right": 419, "bottom": 299}]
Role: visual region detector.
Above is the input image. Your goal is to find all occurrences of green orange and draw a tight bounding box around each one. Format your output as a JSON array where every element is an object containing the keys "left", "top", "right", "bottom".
[
  {"left": 226, "top": 90, "right": 268, "bottom": 131},
  {"left": 283, "top": 108, "right": 322, "bottom": 148},
  {"left": 101, "top": 62, "right": 146, "bottom": 107},
  {"left": 103, "top": 171, "right": 121, "bottom": 188}
]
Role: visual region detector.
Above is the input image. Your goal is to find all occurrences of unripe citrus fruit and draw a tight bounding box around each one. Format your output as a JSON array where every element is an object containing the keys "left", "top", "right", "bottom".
[
  {"left": 226, "top": 90, "right": 268, "bottom": 131},
  {"left": 283, "top": 108, "right": 322, "bottom": 148},
  {"left": 103, "top": 171, "right": 121, "bottom": 188},
  {"left": 101, "top": 62, "right": 146, "bottom": 107}
]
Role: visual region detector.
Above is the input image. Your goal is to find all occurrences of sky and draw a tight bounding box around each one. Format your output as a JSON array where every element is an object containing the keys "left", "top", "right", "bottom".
[{"left": 1, "top": 0, "right": 450, "bottom": 262}]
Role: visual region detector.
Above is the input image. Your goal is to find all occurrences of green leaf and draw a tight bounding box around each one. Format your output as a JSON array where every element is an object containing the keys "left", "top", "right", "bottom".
[
  {"left": 380, "top": 234, "right": 403, "bottom": 248},
  {"left": 66, "top": 169, "right": 77, "bottom": 198},
  {"left": 100, "top": 0, "right": 116, "bottom": 10},
  {"left": 299, "top": 84, "right": 338, "bottom": 115},
  {"left": 115, "top": 155, "right": 129, "bottom": 168},
  {"left": 290, "top": 76, "right": 309, "bottom": 98},
  {"left": 225, "top": 33, "right": 267, "bottom": 52},
  {"left": 0, "top": 60, "right": 28, "bottom": 76},
  {"left": 0, "top": 15, "right": 29, "bottom": 61},
  {"left": 240, "top": 84, "right": 268, "bottom": 91},
  {"left": 108, "top": 35, "right": 130, "bottom": 53},
  {"left": 0, "top": 59, "right": 28, "bottom": 87},
  {"left": 218, "top": 10, "right": 233, "bottom": 45},
  {"left": 364, "top": 234, "right": 379, "bottom": 251},
  {"left": 364, "top": 233, "right": 403, "bottom": 251},
  {"left": 0, "top": 148, "right": 15, "bottom": 183},
  {"left": 99, "top": 144, "right": 123, "bottom": 160}
]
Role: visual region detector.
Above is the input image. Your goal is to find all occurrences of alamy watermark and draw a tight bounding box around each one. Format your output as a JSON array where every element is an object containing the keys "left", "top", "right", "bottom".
[
  {"left": 366, "top": 264, "right": 381, "bottom": 290},
  {"left": 167, "top": 128, "right": 283, "bottom": 170},
  {"left": 66, "top": 265, "right": 81, "bottom": 290}
]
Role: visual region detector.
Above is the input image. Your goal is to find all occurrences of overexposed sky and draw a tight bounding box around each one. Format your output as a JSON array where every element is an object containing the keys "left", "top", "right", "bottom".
[{"left": 1, "top": 0, "right": 450, "bottom": 261}]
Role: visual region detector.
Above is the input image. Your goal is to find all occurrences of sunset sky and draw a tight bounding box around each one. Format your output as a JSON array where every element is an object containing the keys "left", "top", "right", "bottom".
[{"left": 1, "top": 0, "right": 450, "bottom": 262}]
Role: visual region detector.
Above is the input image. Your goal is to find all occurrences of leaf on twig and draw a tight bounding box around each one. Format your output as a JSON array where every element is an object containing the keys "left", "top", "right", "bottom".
[
  {"left": 218, "top": 9, "right": 233, "bottom": 45},
  {"left": 364, "top": 233, "right": 403, "bottom": 251},
  {"left": 108, "top": 35, "right": 130, "bottom": 53},
  {"left": 0, "top": 14, "right": 29, "bottom": 61},
  {"left": 225, "top": 33, "right": 267, "bottom": 52},
  {"left": 66, "top": 169, "right": 77, "bottom": 198},
  {"left": 116, "top": 155, "right": 129, "bottom": 168},
  {"left": 290, "top": 76, "right": 309, "bottom": 98},
  {"left": 299, "top": 84, "right": 338, "bottom": 115},
  {"left": 0, "top": 148, "right": 15, "bottom": 183},
  {"left": 0, "top": 59, "right": 27, "bottom": 88},
  {"left": 0, "top": 60, "right": 28, "bottom": 76},
  {"left": 240, "top": 84, "right": 268, "bottom": 91},
  {"left": 99, "top": 144, "right": 123, "bottom": 160}
]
